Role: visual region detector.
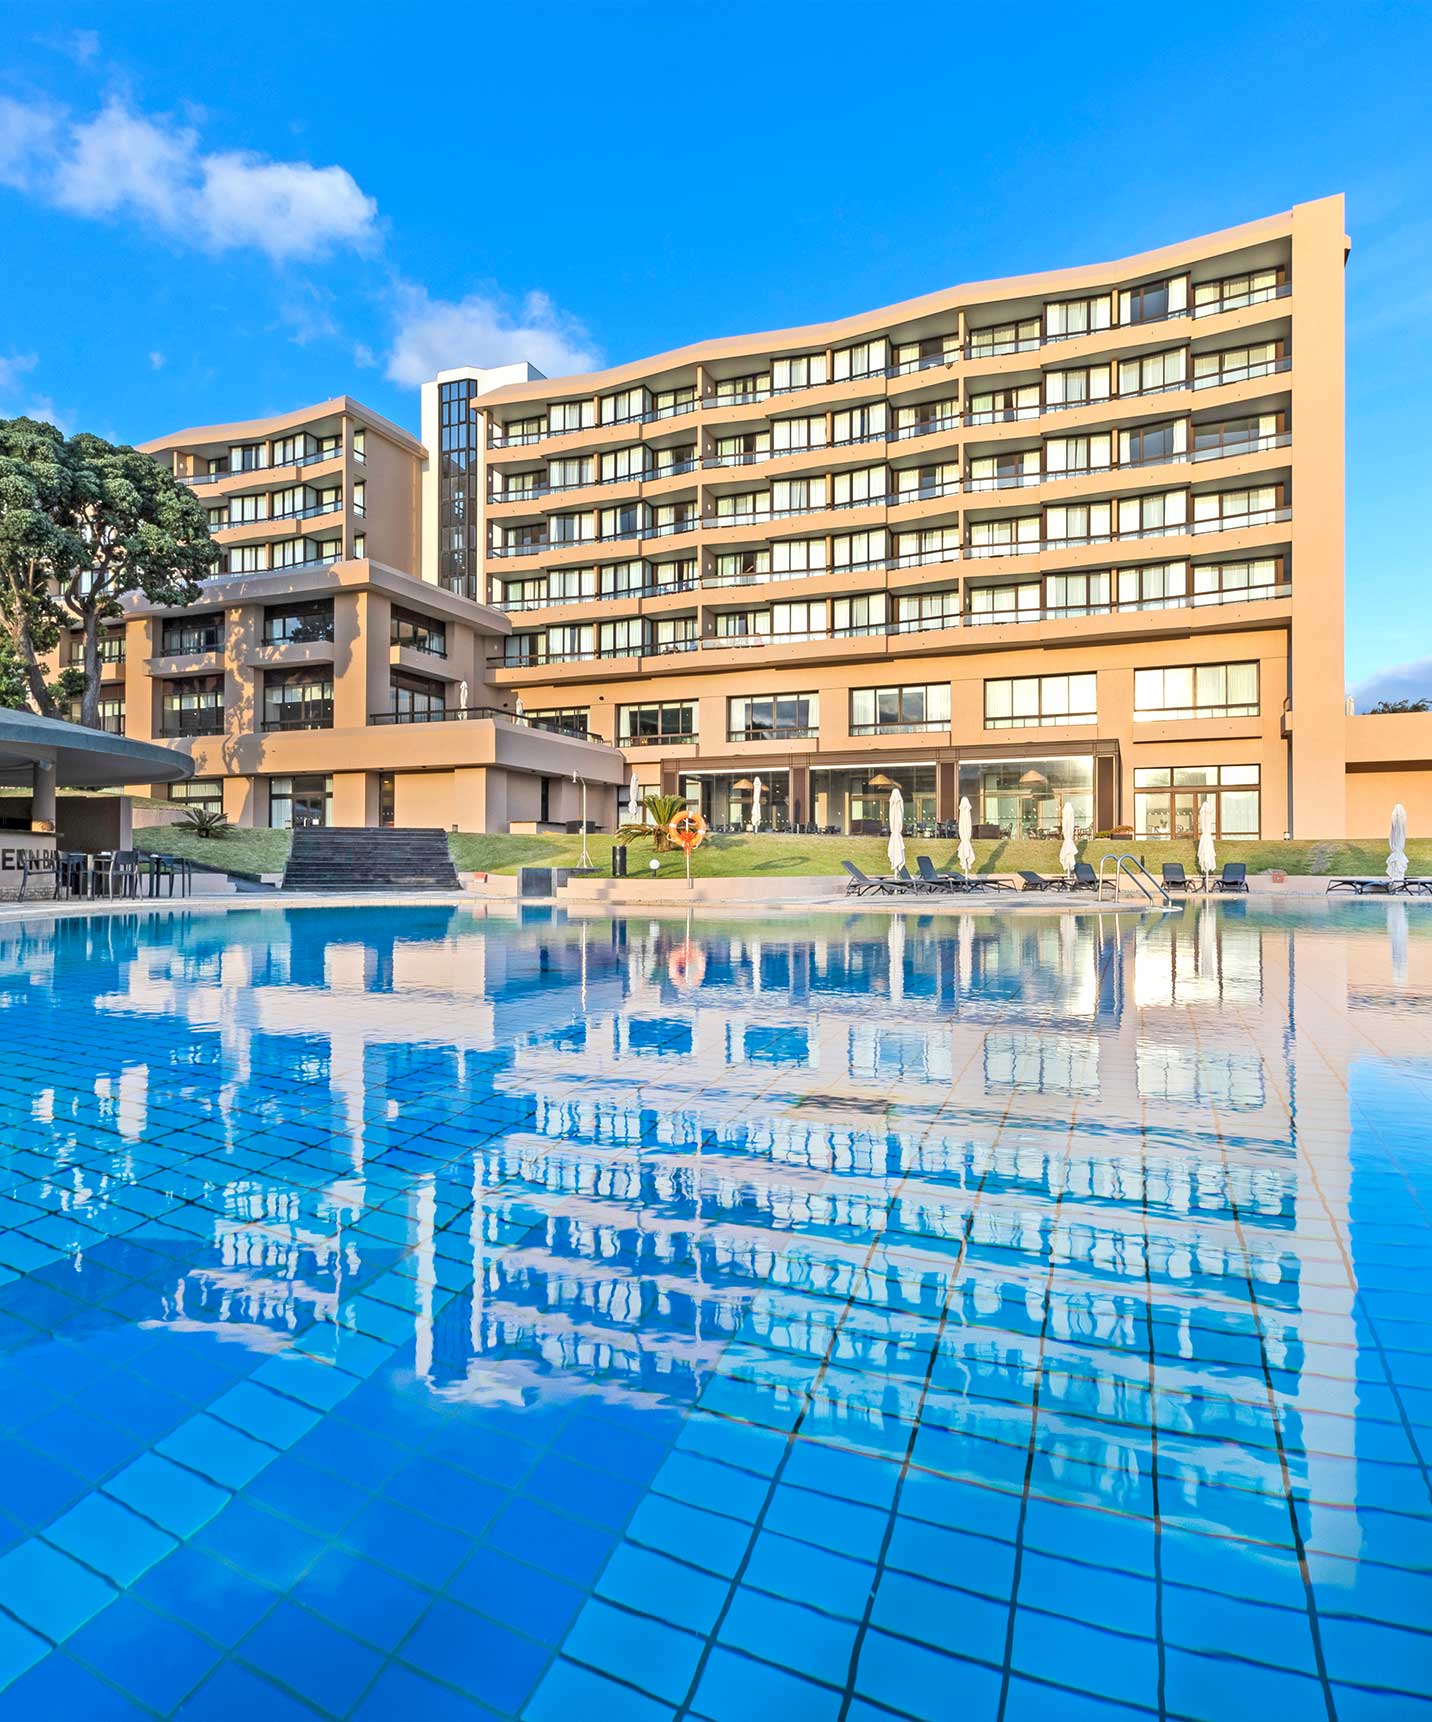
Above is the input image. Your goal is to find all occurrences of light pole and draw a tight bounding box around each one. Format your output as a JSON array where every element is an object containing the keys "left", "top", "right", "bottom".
[{"left": 572, "top": 772, "right": 591, "bottom": 870}]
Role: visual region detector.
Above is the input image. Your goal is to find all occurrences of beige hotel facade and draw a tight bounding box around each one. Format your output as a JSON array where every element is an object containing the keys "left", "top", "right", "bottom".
[{"left": 79, "top": 194, "right": 1432, "bottom": 837}]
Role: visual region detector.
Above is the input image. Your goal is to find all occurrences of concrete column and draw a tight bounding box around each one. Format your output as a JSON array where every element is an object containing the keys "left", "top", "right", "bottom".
[
  {"left": 331, "top": 772, "right": 369, "bottom": 829},
  {"left": 30, "top": 761, "right": 57, "bottom": 833},
  {"left": 224, "top": 776, "right": 261, "bottom": 829}
]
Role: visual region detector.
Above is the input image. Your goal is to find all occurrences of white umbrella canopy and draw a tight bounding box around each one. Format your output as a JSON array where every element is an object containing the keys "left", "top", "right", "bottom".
[
  {"left": 887, "top": 913, "right": 906, "bottom": 1003},
  {"left": 1197, "top": 798, "right": 1217, "bottom": 880},
  {"left": 957, "top": 796, "right": 975, "bottom": 877},
  {"left": 751, "top": 775, "right": 764, "bottom": 833},
  {"left": 627, "top": 771, "right": 641, "bottom": 824},
  {"left": 1059, "top": 801, "right": 1078, "bottom": 876},
  {"left": 1388, "top": 803, "right": 1409, "bottom": 882},
  {"left": 887, "top": 785, "right": 906, "bottom": 873}
]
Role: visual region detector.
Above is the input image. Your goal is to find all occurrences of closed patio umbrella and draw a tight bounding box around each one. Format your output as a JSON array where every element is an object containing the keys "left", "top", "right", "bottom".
[
  {"left": 1388, "top": 803, "right": 1408, "bottom": 882},
  {"left": 957, "top": 796, "right": 975, "bottom": 878},
  {"left": 887, "top": 913, "right": 906, "bottom": 1003},
  {"left": 627, "top": 771, "right": 641, "bottom": 825},
  {"left": 1197, "top": 798, "right": 1217, "bottom": 884},
  {"left": 751, "top": 776, "right": 764, "bottom": 833},
  {"left": 1059, "top": 801, "right": 1077, "bottom": 877},
  {"left": 887, "top": 785, "right": 906, "bottom": 873}
]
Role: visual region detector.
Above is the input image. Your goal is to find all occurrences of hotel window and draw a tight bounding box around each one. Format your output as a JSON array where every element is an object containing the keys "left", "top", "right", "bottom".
[
  {"left": 966, "top": 385, "right": 1041, "bottom": 421},
  {"left": 653, "top": 384, "right": 696, "bottom": 417},
  {"left": 895, "top": 589, "right": 960, "bottom": 631},
  {"left": 550, "top": 399, "right": 596, "bottom": 433},
  {"left": 651, "top": 616, "right": 698, "bottom": 653},
  {"left": 352, "top": 532, "right": 365, "bottom": 560},
  {"left": 714, "top": 373, "right": 770, "bottom": 403},
  {"left": 503, "top": 631, "right": 540, "bottom": 665},
  {"left": 1045, "top": 502, "right": 1110, "bottom": 545},
  {"left": 1043, "top": 366, "right": 1107, "bottom": 408},
  {"left": 832, "top": 593, "right": 887, "bottom": 635},
  {"left": 389, "top": 671, "right": 447, "bottom": 723},
  {"left": 715, "top": 490, "right": 766, "bottom": 522},
  {"left": 269, "top": 485, "right": 305, "bottom": 520},
  {"left": 263, "top": 667, "right": 333, "bottom": 731},
  {"left": 771, "top": 537, "right": 828, "bottom": 574},
  {"left": 892, "top": 332, "right": 959, "bottom": 372},
  {"left": 526, "top": 707, "right": 590, "bottom": 737},
  {"left": 714, "top": 549, "right": 771, "bottom": 583},
  {"left": 1193, "top": 269, "right": 1281, "bottom": 315},
  {"left": 967, "top": 581, "right": 1040, "bottom": 620},
  {"left": 773, "top": 477, "right": 827, "bottom": 513},
  {"left": 352, "top": 481, "right": 366, "bottom": 517},
  {"left": 773, "top": 353, "right": 828, "bottom": 391},
  {"left": 772, "top": 600, "right": 825, "bottom": 639},
  {"left": 263, "top": 599, "right": 334, "bottom": 644},
  {"left": 206, "top": 506, "right": 226, "bottom": 528},
  {"left": 1192, "top": 342, "right": 1280, "bottom": 387},
  {"left": 168, "top": 778, "right": 223, "bottom": 815},
  {"left": 78, "top": 696, "right": 125, "bottom": 736},
  {"left": 1133, "top": 661, "right": 1259, "bottom": 721},
  {"left": 1117, "top": 560, "right": 1189, "bottom": 608},
  {"left": 499, "top": 576, "right": 545, "bottom": 608},
  {"left": 1134, "top": 765, "right": 1259, "bottom": 839},
  {"left": 652, "top": 500, "right": 694, "bottom": 535},
  {"left": 728, "top": 692, "right": 819, "bottom": 741},
  {"left": 598, "top": 389, "right": 647, "bottom": 425},
  {"left": 231, "top": 442, "right": 266, "bottom": 473},
  {"left": 715, "top": 609, "right": 771, "bottom": 638},
  {"left": 351, "top": 428, "right": 366, "bottom": 461},
  {"left": 619, "top": 701, "right": 696, "bottom": 744},
  {"left": 270, "top": 536, "right": 333, "bottom": 569},
  {"left": 830, "top": 466, "right": 883, "bottom": 507},
  {"left": 599, "top": 559, "right": 648, "bottom": 599},
  {"left": 969, "top": 450, "right": 1040, "bottom": 488},
  {"left": 599, "top": 447, "right": 647, "bottom": 483},
  {"left": 653, "top": 444, "right": 696, "bottom": 476},
  {"left": 552, "top": 455, "right": 595, "bottom": 487},
  {"left": 598, "top": 502, "right": 642, "bottom": 539},
  {"left": 966, "top": 316, "right": 1039, "bottom": 356},
  {"left": 67, "top": 630, "right": 125, "bottom": 667},
  {"left": 832, "top": 338, "right": 888, "bottom": 381},
  {"left": 834, "top": 529, "right": 886, "bottom": 570},
  {"left": 272, "top": 434, "right": 315, "bottom": 467},
  {"left": 439, "top": 377, "right": 480, "bottom": 597},
  {"left": 894, "top": 398, "right": 958, "bottom": 437},
  {"left": 501, "top": 473, "right": 542, "bottom": 502},
  {"left": 548, "top": 566, "right": 596, "bottom": 602},
  {"left": 1045, "top": 295, "right": 1111, "bottom": 338},
  {"left": 984, "top": 673, "right": 1097, "bottom": 728},
  {"left": 552, "top": 510, "right": 595, "bottom": 545},
  {"left": 968, "top": 516, "right": 1040, "bottom": 555},
  {"left": 1193, "top": 413, "right": 1281, "bottom": 459},
  {"left": 1122, "top": 421, "right": 1187, "bottom": 466},
  {"left": 833, "top": 403, "right": 888, "bottom": 443},
  {"left": 1046, "top": 570, "right": 1110, "bottom": 613},
  {"left": 894, "top": 526, "right": 959, "bottom": 565},
  {"left": 1192, "top": 558, "right": 1282, "bottom": 602},
  {"left": 850, "top": 684, "right": 950, "bottom": 735},
  {"left": 1044, "top": 433, "right": 1110, "bottom": 474},
  {"left": 269, "top": 774, "right": 332, "bottom": 830},
  {"left": 500, "top": 413, "right": 546, "bottom": 443},
  {"left": 649, "top": 557, "right": 696, "bottom": 591},
  {"left": 162, "top": 676, "right": 224, "bottom": 737},
  {"left": 599, "top": 618, "right": 646, "bottom": 657},
  {"left": 161, "top": 614, "right": 223, "bottom": 655},
  {"left": 310, "top": 483, "right": 341, "bottom": 515},
  {"left": 1120, "top": 276, "right": 1187, "bottom": 324},
  {"left": 1193, "top": 486, "right": 1281, "bottom": 529},
  {"left": 1118, "top": 349, "right": 1187, "bottom": 395},
  {"left": 204, "top": 456, "right": 228, "bottom": 478},
  {"left": 228, "top": 493, "right": 267, "bottom": 525},
  {"left": 1119, "top": 491, "right": 1188, "bottom": 536},
  {"left": 717, "top": 430, "right": 773, "bottom": 463},
  {"left": 390, "top": 607, "right": 447, "bottom": 657},
  {"left": 895, "top": 461, "right": 958, "bottom": 499},
  {"left": 546, "top": 624, "right": 594, "bottom": 660}
]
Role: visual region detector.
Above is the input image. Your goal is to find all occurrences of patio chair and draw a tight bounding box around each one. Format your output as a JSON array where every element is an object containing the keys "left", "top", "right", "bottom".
[
  {"left": 17, "top": 851, "right": 60, "bottom": 901},
  {"left": 1212, "top": 862, "right": 1248, "bottom": 894},
  {"left": 1016, "top": 870, "right": 1063, "bottom": 892},
  {"left": 93, "top": 850, "right": 143, "bottom": 899},
  {"left": 1162, "top": 862, "right": 1194, "bottom": 892},
  {"left": 841, "top": 860, "right": 911, "bottom": 897},
  {"left": 148, "top": 853, "right": 194, "bottom": 898},
  {"left": 915, "top": 855, "right": 962, "bottom": 893},
  {"left": 1070, "top": 862, "right": 1100, "bottom": 892}
]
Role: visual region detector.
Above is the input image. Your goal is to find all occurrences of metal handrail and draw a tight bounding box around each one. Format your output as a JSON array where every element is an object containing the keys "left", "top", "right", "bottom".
[{"left": 1098, "top": 852, "right": 1170, "bottom": 904}]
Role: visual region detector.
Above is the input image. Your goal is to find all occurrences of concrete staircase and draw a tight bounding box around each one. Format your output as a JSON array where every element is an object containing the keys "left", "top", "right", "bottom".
[{"left": 281, "top": 827, "right": 460, "bottom": 893}]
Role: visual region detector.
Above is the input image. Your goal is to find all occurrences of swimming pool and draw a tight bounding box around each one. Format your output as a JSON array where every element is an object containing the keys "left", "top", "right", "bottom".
[{"left": 0, "top": 899, "right": 1428, "bottom": 1720}]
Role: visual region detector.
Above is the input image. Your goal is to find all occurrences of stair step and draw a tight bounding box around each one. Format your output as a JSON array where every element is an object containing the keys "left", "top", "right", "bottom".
[{"left": 281, "top": 826, "right": 459, "bottom": 894}]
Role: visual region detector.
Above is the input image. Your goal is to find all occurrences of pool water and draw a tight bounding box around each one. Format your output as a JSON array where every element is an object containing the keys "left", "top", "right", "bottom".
[{"left": 0, "top": 900, "right": 1429, "bottom": 1720}]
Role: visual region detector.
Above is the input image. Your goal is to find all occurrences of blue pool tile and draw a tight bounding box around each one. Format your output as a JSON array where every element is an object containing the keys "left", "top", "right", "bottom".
[
  {"left": 0, "top": 1650, "right": 148, "bottom": 1720},
  {"left": 210, "top": 1381, "right": 322, "bottom": 1449},
  {"left": 1163, "top": 1645, "right": 1331, "bottom": 1720},
  {"left": 398, "top": 1598, "right": 550, "bottom": 1713},
  {"left": 66, "top": 1594, "right": 223, "bottom": 1713},
  {"left": 854, "top": 1629, "right": 1002, "bottom": 1722},
  {"left": 720, "top": 1586, "right": 859, "bottom": 1685},
  {"left": 870, "top": 1571, "right": 1007, "bottom": 1663},
  {"left": 522, "top": 1656, "right": 675, "bottom": 1722},
  {"left": 341, "top": 1495, "right": 470, "bottom": 1588},
  {"left": 157, "top": 1413, "right": 277, "bottom": 1491},
  {"left": 597, "top": 1544, "right": 729, "bottom": 1638},
  {"left": 196, "top": 1498, "right": 327, "bottom": 1590},
  {"left": 353, "top": 1662, "right": 493, "bottom": 1721},
  {"left": 133, "top": 1544, "right": 278, "bottom": 1647},
  {"left": 447, "top": 1545, "right": 584, "bottom": 1645},
  {"left": 692, "top": 1644, "right": 843, "bottom": 1721},
  {"left": 246, "top": 1451, "right": 369, "bottom": 1539},
  {"left": 292, "top": 1546, "right": 430, "bottom": 1653},
  {"left": 174, "top": 1658, "right": 324, "bottom": 1721},
  {"left": 45, "top": 1492, "right": 177, "bottom": 1587},
  {"left": 239, "top": 1599, "right": 384, "bottom": 1717},
  {"left": 489, "top": 1496, "right": 618, "bottom": 1587},
  {"left": 0, "top": 1615, "right": 49, "bottom": 1692},
  {"left": 563, "top": 1597, "right": 705, "bottom": 1706},
  {"left": 384, "top": 1456, "right": 506, "bottom": 1537},
  {"left": 1011, "top": 1608, "right": 1159, "bottom": 1710},
  {"left": 0, "top": 1538, "right": 115, "bottom": 1642}
]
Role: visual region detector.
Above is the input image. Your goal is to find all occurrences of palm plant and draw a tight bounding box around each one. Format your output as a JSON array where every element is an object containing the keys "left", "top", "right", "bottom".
[
  {"left": 616, "top": 792, "right": 688, "bottom": 853},
  {"left": 177, "top": 807, "right": 232, "bottom": 838}
]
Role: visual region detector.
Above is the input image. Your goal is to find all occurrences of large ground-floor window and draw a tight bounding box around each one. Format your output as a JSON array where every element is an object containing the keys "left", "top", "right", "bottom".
[
  {"left": 168, "top": 778, "right": 223, "bottom": 816},
  {"left": 958, "top": 757, "right": 1094, "bottom": 838},
  {"left": 1133, "top": 764, "right": 1260, "bottom": 839},
  {"left": 810, "top": 765, "right": 937, "bottom": 835},
  {"left": 680, "top": 770, "right": 790, "bottom": 831},
  {"left": 270, "top": 774, "right": 332, "bottom": 829}
]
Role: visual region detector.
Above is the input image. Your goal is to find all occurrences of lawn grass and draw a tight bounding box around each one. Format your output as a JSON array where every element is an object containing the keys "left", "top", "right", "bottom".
[{"left": 134, "top": 820, "right": 1432, "bottom": 884}]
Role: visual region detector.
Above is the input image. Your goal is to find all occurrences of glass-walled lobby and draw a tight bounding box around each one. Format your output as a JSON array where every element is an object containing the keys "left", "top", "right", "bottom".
[
  {"left": 958, "top": 757, "right": 1094, "bottom": 839},
  {"left": 811, "top": 765, "right": 937, "bottom": 834},
  {"left": 680, "top": 770, "right": 792, "bottom": 830}
]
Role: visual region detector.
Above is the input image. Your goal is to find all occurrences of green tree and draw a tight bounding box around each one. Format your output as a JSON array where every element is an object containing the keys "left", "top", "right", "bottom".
[
  {"left": 617, "top": 792, "right": 689, "bottom": 853},
  {"left": 1371, "top": 697, "right": 1431, "bottom": 714},
  {"left": 0, "top": 416, "right": 218, "bottom": 726}
]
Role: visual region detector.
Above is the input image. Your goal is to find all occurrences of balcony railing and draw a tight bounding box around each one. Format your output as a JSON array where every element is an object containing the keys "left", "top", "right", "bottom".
[
  {"left": 1192, "top": 282, "right": 1291, "bottom": 318},
  {"left": 622, "top": 732, "right": 697, "bottom": 747},
  {"left": 727, "top": 726, "right": 819, "bottom": 743},
  {"left": 366, "top": 704, "right": 598, "bottom": 740},
  {"left": 1132, "top": 703, "right": 1260, "bottom": 723},
  {"left": 849, "top": 719, "right": 950, "bottom": 735},
  {"left": 182, "top": 446, "right": 342, "bottom": 486},
  {"left": 262, "top": 703, "right": 334, "bottom": 732},
  {"left": 161, "top": 712, "right": 225, "bottom": 738}
]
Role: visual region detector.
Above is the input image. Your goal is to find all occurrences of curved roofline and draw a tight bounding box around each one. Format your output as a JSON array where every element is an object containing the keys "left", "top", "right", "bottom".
[
  {"left": 0, "top": 709, "right": 195, "bottom": 789},
  {"left": 474, "top": 198, "right": 1337, "bottom": 407},
  {"left": 138, "top": 395, "right": 423, "bottom": 458}
]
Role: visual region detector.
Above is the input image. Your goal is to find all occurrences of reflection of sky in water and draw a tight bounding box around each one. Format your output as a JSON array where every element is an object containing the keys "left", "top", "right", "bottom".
[{"left": 0, "top": 900, "right": 1428, "bottom": 1717}]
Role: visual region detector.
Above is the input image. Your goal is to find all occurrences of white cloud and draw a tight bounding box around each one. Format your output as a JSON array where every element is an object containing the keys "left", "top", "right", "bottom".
[
  {"left": 2, "top": 95, "right": 378, "bottom": 262},
  {"left": 385, "top": 283, "right": 598, "bottom": 387},
  {"left": 0, "top": 352, "right": 39, "bottom": 392},
  {"left": 148, "top": 351, "right": 165, "bottom": 370},
  {"left": 1352, "top": 658, "right": 1432, "bottom": 711}
]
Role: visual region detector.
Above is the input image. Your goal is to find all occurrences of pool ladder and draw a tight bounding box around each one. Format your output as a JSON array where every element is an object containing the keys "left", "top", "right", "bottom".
[{"left": 1097, "top": 852, "right": 1171, "bottom": 905}]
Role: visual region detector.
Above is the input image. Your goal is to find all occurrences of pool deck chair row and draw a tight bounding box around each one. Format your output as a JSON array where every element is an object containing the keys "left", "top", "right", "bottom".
[
  {"left": 842, "top": 858, "right": 1017, "bottom": 897},
  {"left": 1162, "top": 862, "right": 1249, "bottom": 893}
]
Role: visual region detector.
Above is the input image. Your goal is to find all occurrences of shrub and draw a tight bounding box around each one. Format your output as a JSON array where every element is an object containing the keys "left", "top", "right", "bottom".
[
  {"left": 176, "top": 807, "right": 232, "bottom": 838},
  {"left": 614, "top": 793, "right": 688, "bottom": 853}
]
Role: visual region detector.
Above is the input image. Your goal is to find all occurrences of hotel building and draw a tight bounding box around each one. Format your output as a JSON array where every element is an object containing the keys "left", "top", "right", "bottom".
[{"left": 444, "top": 194, "right": 1404, "bottom": 842}]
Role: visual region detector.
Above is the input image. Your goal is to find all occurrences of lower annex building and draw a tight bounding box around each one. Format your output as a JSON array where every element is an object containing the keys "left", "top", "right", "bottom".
[{"left": 73, "top": 194, "right": 1430, "bottom": 837}]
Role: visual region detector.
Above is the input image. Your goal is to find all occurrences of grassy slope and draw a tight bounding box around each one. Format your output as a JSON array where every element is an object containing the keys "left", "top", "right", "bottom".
[{"left": 134, "top": 825, "right": 291, "bottom": 878}]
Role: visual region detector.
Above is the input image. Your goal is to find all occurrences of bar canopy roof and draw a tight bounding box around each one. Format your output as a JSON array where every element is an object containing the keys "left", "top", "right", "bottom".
[{"left": 0, "top": 708, "right": 194, "bottom": 789}]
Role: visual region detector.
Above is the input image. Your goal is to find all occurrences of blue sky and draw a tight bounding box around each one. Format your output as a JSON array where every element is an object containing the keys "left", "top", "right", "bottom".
[{"left": 1, "top": 1, "right": 1428, "bottom": 697}]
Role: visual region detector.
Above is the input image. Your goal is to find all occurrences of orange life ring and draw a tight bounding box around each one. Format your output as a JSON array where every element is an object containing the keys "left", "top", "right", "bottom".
[
  {"left": 668, "top": 940, "right": 708, "bottom": 988},
  {"left": 667, "top": 811, "right": 708, "bottom": 853}
]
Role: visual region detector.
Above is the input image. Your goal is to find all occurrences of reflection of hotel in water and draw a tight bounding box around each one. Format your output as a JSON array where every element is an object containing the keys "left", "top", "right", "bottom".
[{"left": 6, "top": 903, "right": 1426, "bottom": 1531}]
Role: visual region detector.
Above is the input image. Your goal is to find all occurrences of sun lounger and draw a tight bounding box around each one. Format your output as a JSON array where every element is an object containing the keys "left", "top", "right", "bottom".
[
  {"left": 915, "top": 856, "right": 962, "bottom": 893},
  {"left": 1162, "top": 863, "right": 1196, "bottom": 892},
  {"left": 842, "top": 860, "right": 912, "bottom": 896},
  {"left": 1211, "top": 862, "right": 1249, "bottom": 894},
  {"left": 1327, "top": 876, "right": 1400, "bottom": 895},
  {"left": 1016, "top": 870, "right": 1063, "bottom": 892},
  {"left": 1070, "top": 862, "right": 1099, "bottom": 892}
]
